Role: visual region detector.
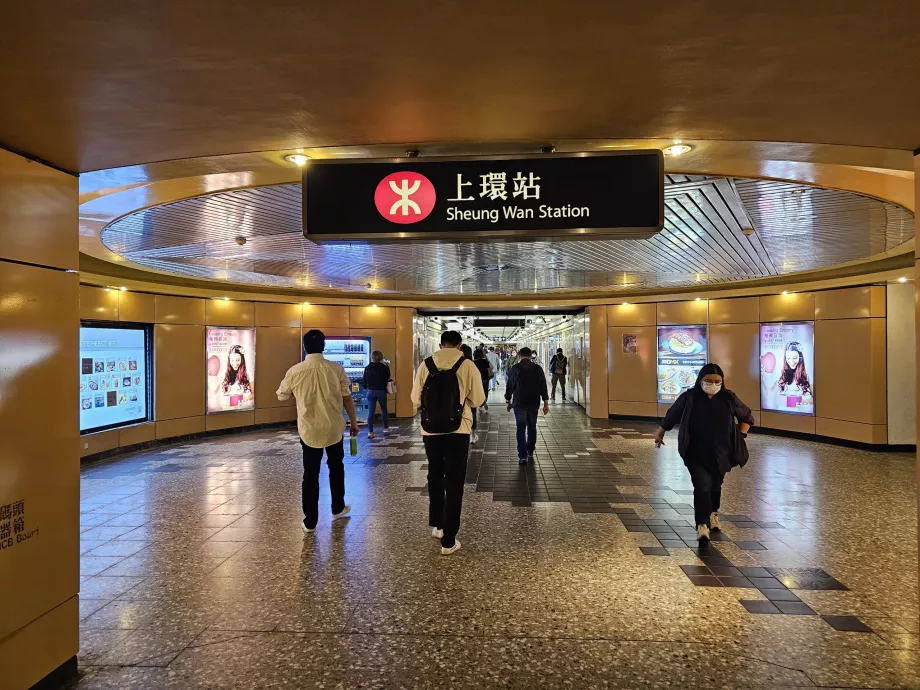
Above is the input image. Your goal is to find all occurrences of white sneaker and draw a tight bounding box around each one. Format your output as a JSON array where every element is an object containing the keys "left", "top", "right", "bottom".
[
  {"left": 367, "top": 432, "right": 375, "bottom": 440},
  {"left": 440, "top": 539, "right": 461, "bottom": 556},
  {"left": 697, "top": 524, "right": 711, "bottom": 546},
  {"left": 431, "top": 528, "right": 444, "bottom": 539},
  {"left": 332, "top": 505, "right": 351, "bottom": 520},
  {"left": 710, "top": 513, "right": 721, "bottom": 531},
  {"left": 302, "top": 524, "right": 315, "bottom": 534}
]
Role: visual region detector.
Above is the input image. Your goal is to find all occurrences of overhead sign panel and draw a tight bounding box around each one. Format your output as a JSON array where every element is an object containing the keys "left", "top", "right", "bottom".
[{"left": 303, "top": 151, "right": 663, "bottom": 242}]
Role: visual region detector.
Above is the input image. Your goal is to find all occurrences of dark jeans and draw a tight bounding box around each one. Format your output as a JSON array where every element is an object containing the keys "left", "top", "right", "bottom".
[
  {"left": 423, "top": 434, "right": 470, "bottom": 548},
  {"left": 366, "top": 389, "right": 389, "bottom": 433},
  {"left": 687, "top": 462, "right": 724, "bottom": 528},
  {"left": 471, "top": 407, "right": 477, "bottom": 429},
  {"left": 551, "top": 374, "right": 566, "bottom": 399},
  {"left": 301, "top": 439, "right": 345, "bottom": 529},
  {"left": 513, "top": 406, "right": 539, "bottom": 460}
]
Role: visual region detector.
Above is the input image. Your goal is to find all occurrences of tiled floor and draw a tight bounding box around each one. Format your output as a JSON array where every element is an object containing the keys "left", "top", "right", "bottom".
[{"left": 74, "top": 389, "right": 919, "bottom": 689}]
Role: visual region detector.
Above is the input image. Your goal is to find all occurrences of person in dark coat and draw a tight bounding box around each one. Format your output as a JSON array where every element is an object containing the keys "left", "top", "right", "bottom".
[{"left": 654, "top": 363, "right": 754, "bottom": 546}]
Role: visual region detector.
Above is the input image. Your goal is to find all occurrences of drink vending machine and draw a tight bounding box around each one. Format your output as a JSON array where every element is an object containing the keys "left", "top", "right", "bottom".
[{"left": 317, "top": 337, "right": 373, "bottom": 423}]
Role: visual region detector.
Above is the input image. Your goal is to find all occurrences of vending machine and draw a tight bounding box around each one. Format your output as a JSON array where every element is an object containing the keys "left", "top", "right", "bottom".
[{"left": 320, "top": 337, "right": 373, "bottom": 422}]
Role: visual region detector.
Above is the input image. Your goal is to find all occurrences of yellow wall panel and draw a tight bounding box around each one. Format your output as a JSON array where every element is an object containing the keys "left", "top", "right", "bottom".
[
  {"left": 255, "top": 407, "right": 298, "bottom": 425},
  {"left": 815, "top": 318, "right": 886, "bottom": 424},
  {"left": 395, "top": 308, "right": 416, "bottom": 418},
  {"left": 119, "top": 422, "right": 156, "bottom": 447},
  {"left": 118, "top": 291, "right": 155, "bottom": 323},
  {"left": 255, "top": 301, "right": 302, "bottom": 327},
  {"left": 816, "top": 418, "right": 887, "bottom": 444},
  {"left": 350, "top": 305, "right": 397, "bottom": 328},
  {"left": 206, "top": 298, "right": 255, "bottom": 327},
  {"left": 79, "top": 285, "right": 119, "bottom": 321},
  {"left": 815, "top": 286, "right": 886, "bottom": 320},
  {"left": 0, "top": 148, "right": 77, "bottom": 270},
  {"left": 155, "top": 294, "right": 205, "bottom": 325},
  {"left": 760, "top": 292, "right": 815, "bottom": 322},
  {"left": 79, "top": 430, "right": 119, "bottom": 457},
  {"left": 609, "top": 400, "right": 658, "bottom": 417},
  {"left": 709, "top": 297, "right": 760, "bottom": 324},
  {"left": 709, "top": 323, "right": 760, "bottom": 410},
  {"left": 206, "top": 410, "right": 255, "bottom": 431},
  {"left": 657, "top": 300, "right": 708, "bottom": 325},
  {"left": 586, "top": 306, "right": 608, "bottom": 418},
  {"left": 1, "top": 596, "right": 77, "bottom": 690},
  {"left": 607, "top": 326, "right": 657, "bottom": 403},
  {"left": 154, "top": 324, "right": 205, "bottom": 420},
  {"left": 255, "top": 327, "right": 301, "bottom": 409},
  {"left": 760, "top": 411, "right": 816, "bottom": 434},
  {"left": 156, "top": 416, "right": 205, "bottom": 440},
  {"left": 302, "top": 304, "right": 349, "bottom": 328},
  {"left": 606, "top": 302, "right": 656, "bottom": 327}
]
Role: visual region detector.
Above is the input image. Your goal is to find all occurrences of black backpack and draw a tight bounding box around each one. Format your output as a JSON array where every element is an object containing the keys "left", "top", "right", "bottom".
[
  {"left": 420, "top": 357, "right": 465, "bottom": 433},
  {"left": 515, "top": 364, "right": 543, "bottom": 407}
]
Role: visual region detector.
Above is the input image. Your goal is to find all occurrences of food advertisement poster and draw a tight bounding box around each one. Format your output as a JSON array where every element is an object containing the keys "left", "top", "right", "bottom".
[
  {"left": 760, "top": 322, "right": 815, "bottom": 415},
  {"left": 657, "top": 326, "right": 707, "bottom": 403},
  {"left": 622, "top": 333, "right": 638, "bottom": 355},
  {"left": 80, "top": 325, "right": 149, "bottom": 433},
  {"left": 206, "top": 328, "right": 255, "bottom": 414}
]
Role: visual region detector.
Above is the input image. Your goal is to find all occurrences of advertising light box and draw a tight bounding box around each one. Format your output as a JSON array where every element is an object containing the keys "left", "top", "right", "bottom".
[
  {"left": 80, "top": 324, "right": 150, "bottom": 434},
  {"left": 657, "top": 326, "right": 708, "bottom": 404},
  {"left": 760, "top": 322, "right": 815, "bottom": 415},
  {"left": 207, "top": 328, "right": 255, "bottom": 414},
  {"left": 304, "top": 151, "right": 663, "bottom": 242}
]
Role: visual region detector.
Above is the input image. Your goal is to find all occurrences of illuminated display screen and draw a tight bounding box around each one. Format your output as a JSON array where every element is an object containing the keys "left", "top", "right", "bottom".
[
  {"left": 80, "top": 325, "right": 150, "bottom": 433},
  {"left": 760, "top": 322, "right": 815, "bottom": 415},
  {"left": 207, "top": 328, "right": 256, "bottom": 413}
]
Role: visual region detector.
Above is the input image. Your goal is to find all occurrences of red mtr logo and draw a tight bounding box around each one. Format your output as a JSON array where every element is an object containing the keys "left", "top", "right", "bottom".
[{"left": 374, "top": 171, "right": 436, "bottom": 224}]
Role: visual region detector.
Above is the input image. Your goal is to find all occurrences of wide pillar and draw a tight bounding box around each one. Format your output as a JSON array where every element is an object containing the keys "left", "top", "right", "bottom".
[
  {"left": 0, "top": 148, "right": 79, "bottom": 689},
  {"left": 586, "top": 305, "right": 609, "bottom": 418}
]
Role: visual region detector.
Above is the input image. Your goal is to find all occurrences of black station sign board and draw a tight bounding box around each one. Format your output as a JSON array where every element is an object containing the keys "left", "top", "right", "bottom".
[{"left": 303, "top": 151, "right": 664, "bottom": 242}]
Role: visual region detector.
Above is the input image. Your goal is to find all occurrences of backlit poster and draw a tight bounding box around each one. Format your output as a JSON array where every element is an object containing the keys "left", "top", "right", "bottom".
[
  {"left": 80, "top": 325, "right": 150, "bottom": 433},
  {"left": 760, "top": 322, "right": 815, "bottom": 415},
  {"left": 206, "top": 328, "right": 255, "bottom": 413},
  {"left": 657, "top": 326, "right": 707, "bottom": 403}
]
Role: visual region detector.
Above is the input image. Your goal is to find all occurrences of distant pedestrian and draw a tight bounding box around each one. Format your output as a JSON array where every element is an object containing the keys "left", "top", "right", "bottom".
[
  {"left": 473, "top": 348, "right": 493, "bottom": 412},
  {"left": 504, "top": 347, "right": 549, "bottom": 465},
  {"left": 460, "top": 345, "right": 479, "bottom": 443},
  {"left": 549, "top": 348, "right": 569, "bottom": 402},
  {"left": 486, "top": 347, "right": 502, "bottom": 390},
  {"left": 411, "top": 331, "right": 486, "bottom": 555},
  {"left": 362, "top": 350, "right": 391, "bottom": 439},
  {"left": 277, "top": 329, "right": 359, "bottom": 534},
  {"left": 654, "top": 363, "right": 754, "bottom": 546}
]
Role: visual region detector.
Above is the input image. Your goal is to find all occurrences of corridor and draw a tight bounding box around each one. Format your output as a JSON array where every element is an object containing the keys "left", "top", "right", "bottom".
[{"left": 75, "top": 398, "right": 918, "bottom": 688}]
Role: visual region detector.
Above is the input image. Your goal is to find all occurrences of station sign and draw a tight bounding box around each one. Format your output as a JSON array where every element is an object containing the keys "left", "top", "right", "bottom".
[{"left": 303, "top": 151, "right": 663, "bottom": 242}]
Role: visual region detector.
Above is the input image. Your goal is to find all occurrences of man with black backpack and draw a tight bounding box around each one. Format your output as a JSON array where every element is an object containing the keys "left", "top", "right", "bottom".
[
  {"left": 504, "top": 347, "right": 549, "bottom": 465},
  {"left": 411, "top": 330, "right": 486, "bottom": 556}
]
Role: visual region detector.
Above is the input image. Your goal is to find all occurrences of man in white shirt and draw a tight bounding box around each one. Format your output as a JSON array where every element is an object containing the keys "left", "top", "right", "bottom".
[
  {"left": 486, "top": 347, "right": 502, "bottom": 390},
  {"left": 411, "top": 330, "right": 486, "bottom": 555},
  {"left": 277, "top": 329, "right": 360, "bottom": 534}
]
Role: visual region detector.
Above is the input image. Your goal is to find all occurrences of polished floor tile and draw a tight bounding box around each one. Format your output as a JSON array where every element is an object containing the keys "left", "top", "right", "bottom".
[{"left": 74, "top": 391, "right": 918, "bottom": 688}]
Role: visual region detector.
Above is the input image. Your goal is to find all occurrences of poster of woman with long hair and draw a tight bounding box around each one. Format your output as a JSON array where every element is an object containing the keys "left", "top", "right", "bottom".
[
  {"left": 760, "top": 322, "right": 814, "bottom": 415},
  {"left": 206, "top": 328, "right": 255, "bottom": 413}
]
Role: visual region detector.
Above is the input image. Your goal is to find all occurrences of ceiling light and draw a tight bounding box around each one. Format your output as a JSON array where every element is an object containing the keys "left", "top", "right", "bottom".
[
  {"left": 695, "top": 297, "right": 701, "bottom": 301},
  {"left": 898, "top": 277, "right": 908, "bottom": 283},
  {"left": 119, "top": 286, "right": 127, "bottom": 291},
  {"left": 302, "top": 301, "right": 310, "bottom": 306},
  {"left": 223, "top": 297, "right": 230, "bottom": 301},
  {"left": 782, "top": 291, "right": 789, "bottom": 295},
  {"left": 104, "top": 287, "right": 110, "bottom": 292},
  {"left": 622, "top": 302, "right": 629, "bottom": 306},
  {"left": 284, "top": 153, "right": 310, "bottom": 166},
  {"left": 371, "top": 304, "right": 378, "bottom": 308},
  {"left": 458, "top": 305, "right": 464, "bottom": 310},
  {"left": 533, "top": 305, "right": 539, "bottom": 309},
  {"left": 663, "top": 143, "right": 692, "bottom": 157}
]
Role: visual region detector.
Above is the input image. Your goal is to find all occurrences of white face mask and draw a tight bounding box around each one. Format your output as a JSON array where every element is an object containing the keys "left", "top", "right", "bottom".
[{"left": 701, "top": 381, "right": 722, "bottom": 395}]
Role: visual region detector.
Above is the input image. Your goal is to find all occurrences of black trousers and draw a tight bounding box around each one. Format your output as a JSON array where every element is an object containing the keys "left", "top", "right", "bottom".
[
  {"left": 687, "top": 461, "right": 724, "bottom": 528},
  {"left": 301, "top": 439, "right": 345, "bottom": 529},
  {"left": 423, "top": 434, "right": 470, "bottom": 549}
]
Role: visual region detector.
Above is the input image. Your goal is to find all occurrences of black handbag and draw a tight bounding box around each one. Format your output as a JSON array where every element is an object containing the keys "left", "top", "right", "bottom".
[{"left": 731, "top": 424, "right": 749, "bottom": 468}]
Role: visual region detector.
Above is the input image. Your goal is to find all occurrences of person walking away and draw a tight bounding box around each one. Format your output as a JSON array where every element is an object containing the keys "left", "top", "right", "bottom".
[
  {"left": 277, "top": 329, "right": 359, "bottom": 534},
  {"left": 653, "top": 363, "right": 754, "bottom": 545},
  {"left": 549, "top": 348, "right": 569, "bottom": 402},
  {"left": 362, "top": 350, "right": 391, "bottom": 439},
  {"left": 473, "top": 348, "right": 493, "bottom": 412},
  {"left": 411, "top": 331, "right": 486, "bottom": 555},
  {"left": 505, "top": 347, "right": 549, "bottom": 465},
  {"left": 460, "top": 345, "right": 480, "bottom": 443},
  {"left": 486, "top": 347, "right": 502, "bottom": 390}
]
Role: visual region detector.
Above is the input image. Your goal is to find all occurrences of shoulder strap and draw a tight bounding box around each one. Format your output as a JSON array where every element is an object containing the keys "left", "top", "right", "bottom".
[
  {"left": 450, "top": 356, "right": 465, "bottom": 373},
  {"left": 424, "top": 357, "right": 439, "bottom": 377}
]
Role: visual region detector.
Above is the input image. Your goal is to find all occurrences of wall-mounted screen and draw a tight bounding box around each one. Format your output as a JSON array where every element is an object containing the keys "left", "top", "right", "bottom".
[
  {"left": 760, "top": 322, "right": 815, "bottom": 415},
  {"left": 80, "top": 324, "right": 151, "bottom": 434},
  {"left": 207, "top": 328, "right": 256, "bottom": 413},
  {"left": 657, "top": 326, "right": 708, "bottom": 404}
]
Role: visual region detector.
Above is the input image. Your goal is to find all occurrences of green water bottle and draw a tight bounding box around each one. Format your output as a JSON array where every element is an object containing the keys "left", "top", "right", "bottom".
[{"left": 350, "top": 433, "right": 358, "bottom": 457}]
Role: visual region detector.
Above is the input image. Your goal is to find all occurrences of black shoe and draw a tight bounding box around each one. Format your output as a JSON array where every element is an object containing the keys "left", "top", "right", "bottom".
[
  {"left": 518, "top": 457, "right": 528, "bottom": 465},
  {"left": 527, "top": 453, "right": 535, "bottom": 463}
]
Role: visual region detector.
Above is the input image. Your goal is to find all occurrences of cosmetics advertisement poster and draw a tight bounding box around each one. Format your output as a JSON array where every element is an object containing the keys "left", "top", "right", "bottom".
[{"left": 207, "top": 328, "right": 255, "bottom": 413}]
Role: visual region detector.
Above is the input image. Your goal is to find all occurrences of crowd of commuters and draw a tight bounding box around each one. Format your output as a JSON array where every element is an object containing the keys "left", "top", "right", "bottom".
[{"left": 278, "top": 329, "right": 753, "bottom": 555}]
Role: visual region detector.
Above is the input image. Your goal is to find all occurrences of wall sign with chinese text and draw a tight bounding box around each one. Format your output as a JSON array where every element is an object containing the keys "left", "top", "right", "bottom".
[{"left": 304, "top": 151, "right": 663, "bottom": 242}]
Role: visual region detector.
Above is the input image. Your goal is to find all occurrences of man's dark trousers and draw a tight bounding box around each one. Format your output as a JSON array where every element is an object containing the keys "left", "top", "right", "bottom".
[
  {"left": 301, "top": 439, "right": 345, "bottom": 529},
  {"left": 423, "top": 433, "right": 470, "bottom": 548},
  {"left": 513, "top": 406, "right": 539, "bottom": 460}
]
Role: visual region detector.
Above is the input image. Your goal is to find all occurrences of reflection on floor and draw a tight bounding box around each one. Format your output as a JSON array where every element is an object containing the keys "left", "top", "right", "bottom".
[{"left": 75, "top": 393, "right": 918, "bottom": 689}]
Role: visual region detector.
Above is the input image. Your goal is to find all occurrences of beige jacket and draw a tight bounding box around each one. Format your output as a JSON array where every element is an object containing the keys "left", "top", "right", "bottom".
[{"left": 411, "top": 347, "right": 487, "bottom": 436}]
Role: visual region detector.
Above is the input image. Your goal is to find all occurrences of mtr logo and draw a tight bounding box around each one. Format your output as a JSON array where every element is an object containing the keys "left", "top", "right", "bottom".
[{"left": 374, "top": 171, "right": 436, "bottom": 224}]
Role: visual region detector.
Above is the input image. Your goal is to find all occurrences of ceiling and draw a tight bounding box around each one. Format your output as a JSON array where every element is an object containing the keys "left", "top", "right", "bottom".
[
  {"left": 99, "top": 175, "right": 914, "bottom": 296},
  {"left": 4, "top": 2, "right": 920, "bottom": 172}
]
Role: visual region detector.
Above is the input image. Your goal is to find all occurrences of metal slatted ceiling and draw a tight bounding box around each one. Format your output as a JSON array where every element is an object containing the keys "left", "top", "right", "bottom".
[{"left": 100, "top": 175, "right": 913, "bottom": 295}]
